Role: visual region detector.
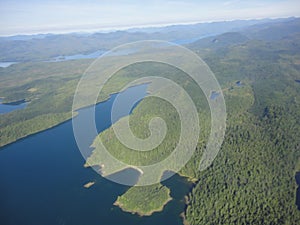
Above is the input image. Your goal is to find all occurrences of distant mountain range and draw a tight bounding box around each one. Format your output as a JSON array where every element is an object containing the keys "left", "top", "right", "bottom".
[
  {"left": 0, "top": 17, "right": 298, "bottom": 62},
  {"left": 188, "top": 17, "right": 300, "bottom": 49}
]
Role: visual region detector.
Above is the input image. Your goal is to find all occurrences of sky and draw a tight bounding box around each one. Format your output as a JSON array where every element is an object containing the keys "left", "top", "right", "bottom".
[{"left": 0, "top": 0, "right": 300, "bottom": 36}]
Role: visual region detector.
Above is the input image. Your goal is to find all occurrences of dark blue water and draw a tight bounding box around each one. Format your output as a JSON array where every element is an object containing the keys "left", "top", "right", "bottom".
[
  {"left": 0, "top": 84, "right": 191, "bottom": 225},
  {"left": 0, "top": 99, "right": 27, "bottom": 114},
  {"left": 295, "top": 80, "right": 300, "bottom": 84},
  {"left": 296, "top": 172, "right": 300, "bottom": 210}
]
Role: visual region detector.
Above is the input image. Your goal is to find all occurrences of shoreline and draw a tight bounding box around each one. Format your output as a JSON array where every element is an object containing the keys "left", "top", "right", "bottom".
[
  {"left": 83, "top": 181, "right": 95, "bottom": 188},
  {"left": 0, "top": 82, "right": 149, "bottom": 149},
  {"left": 114, "top": 191, "right": 172, "bottom": 217},
  {"left": 180, "top": 195, "right": 192, "bottom": 225},
  {"left": 0, "top": 113, "right": 74, "bottom": 149},
  {"left": 110, "top": 170, "right": 196, "bottom": 217},
  {"left": 84, "top": 164, "right": 197, "bottom": 218}
]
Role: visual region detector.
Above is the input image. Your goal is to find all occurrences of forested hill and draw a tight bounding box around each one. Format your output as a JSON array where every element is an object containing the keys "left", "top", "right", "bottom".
[
  {"left": 188, "top": 17, "right": 300, "bottom": 49},
  {"left": 83, "top": 18, "right": 300, "bottom": 223},
  {"left": 182, "top": 18, "right": 300, "bottom": 224},
  {"left": 0, "top": 17, "right": 294, "bottom": 62}
]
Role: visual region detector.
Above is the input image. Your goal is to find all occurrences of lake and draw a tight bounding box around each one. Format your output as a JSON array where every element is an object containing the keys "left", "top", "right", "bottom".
[
  {"left": 0, "top": 98, "right": 27, "bottom": 114},
  {"left": 0, "top": 36, "right": 208, "bottom": 67},
  {"left": 236, "top": 81, "right": 243, "bottom": 86},
  {"left": 0, "top": 84, "right": 192, "bottom": 225},
  {"left": 0, "top": 36, "right": 205, "bottom": 67},
  {"left": 0, "top": 51, "right": 106, "bottom": 66},
  {"left": 0, "top": 48, "right": 136, "bottom": 66},
  {"left": 48, "top": 50, "right": 106, "bottom": 62}
]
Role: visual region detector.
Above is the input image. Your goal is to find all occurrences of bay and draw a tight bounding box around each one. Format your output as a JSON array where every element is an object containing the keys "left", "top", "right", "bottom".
[
  {"left": 0, "top": 84, "right": 192, "bottom": 225},
  {"left": 0, "top": 98, "right": 27, "bottom": 114}
]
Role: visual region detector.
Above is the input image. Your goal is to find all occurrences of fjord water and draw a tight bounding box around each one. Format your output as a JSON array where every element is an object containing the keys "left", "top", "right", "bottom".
[{"left": 0, "top": 84, "right": 192, "bottom": 225}]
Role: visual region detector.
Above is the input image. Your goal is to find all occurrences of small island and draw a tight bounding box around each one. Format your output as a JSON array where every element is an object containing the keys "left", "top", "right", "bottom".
[
  {"left": 114, "top": 184, "right": 172, "bottom": 216},
  {"left": 83, "top": 181, "right": 95, "bottom": 188}
]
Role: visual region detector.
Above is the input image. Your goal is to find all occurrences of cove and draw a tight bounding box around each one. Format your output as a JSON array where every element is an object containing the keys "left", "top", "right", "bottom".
[
  {"left": 0, "top": 98, "right": 27, "bottom": 114},
  {"left": 0, "top": 84, "right": 192, "bottom": 225}
]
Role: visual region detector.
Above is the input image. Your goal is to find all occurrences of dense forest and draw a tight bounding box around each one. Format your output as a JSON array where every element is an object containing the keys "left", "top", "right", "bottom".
[
  {"left": 182, "top": 26, "right": 300, "bottom": 224},
  {"left": 86, "top": 19, "right": 300, "bottom": 223},
  {"left": 114, "top": 184, "right": 172, "bottom": 216}
]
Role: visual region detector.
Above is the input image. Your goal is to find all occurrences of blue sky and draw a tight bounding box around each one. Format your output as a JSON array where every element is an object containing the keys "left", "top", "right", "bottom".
[{"left": 0, "top": 0, "right": 299, "bottom": 35}]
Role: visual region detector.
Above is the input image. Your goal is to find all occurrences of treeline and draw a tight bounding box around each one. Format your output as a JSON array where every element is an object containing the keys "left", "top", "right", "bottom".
[
  {"left": 114, "top": 183, "right": 172, "bottom": 216},
  {"left": 185, "top": 105, "right": 300, "bottom": 224}
]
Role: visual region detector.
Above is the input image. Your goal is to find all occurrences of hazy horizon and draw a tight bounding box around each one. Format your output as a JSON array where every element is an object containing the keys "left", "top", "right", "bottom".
[
  {"left": 1, "top": 0, "right": 300, "bottom": 36},
  {"left": 0, "top": 16, "right": 298, "bottom": 38}
]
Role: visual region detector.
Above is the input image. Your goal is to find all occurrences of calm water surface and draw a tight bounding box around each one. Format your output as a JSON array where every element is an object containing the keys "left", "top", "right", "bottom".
[
  {"left": 0, "top": 99, "right": 27, "bottom": 114},
  {"left": 48, "top": 50, "right": 106, "bottom": 62},
  {"left": 0, "top": 84, "right": 192, "bottom": 225}
]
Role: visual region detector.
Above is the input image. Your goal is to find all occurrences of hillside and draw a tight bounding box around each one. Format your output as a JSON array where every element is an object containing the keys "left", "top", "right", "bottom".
[
  {"left": 0, "top": 18, "right": 293, "bottom": 62},
  {"left": 84, "top": 18, "right": 300, "bottom": 223}
]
